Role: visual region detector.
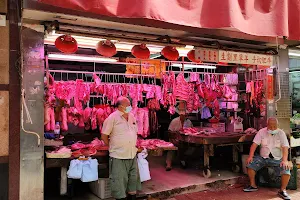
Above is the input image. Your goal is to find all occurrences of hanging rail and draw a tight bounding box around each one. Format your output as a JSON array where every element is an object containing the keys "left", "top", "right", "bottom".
[
  {"left": 162, "top": 70, "right": 229, "bottom": 75},
  {"left": 47, "top": 53, "right": 156, "bottom": 67},
  {"left": 46, "top": 69, "right": 156, "bottom": 77},
  {"left": 162, "top": 60, "right": 238, "bottom": 67},
  {"left": 47, "top": 53, "right": 237, "bottom": 67}
]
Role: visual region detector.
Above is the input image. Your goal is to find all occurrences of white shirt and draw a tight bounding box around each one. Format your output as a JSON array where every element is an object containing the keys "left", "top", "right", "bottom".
[
  {"left": 102, "top": 110, "right": 138, "bottom": 159},
  {"left": 168, "top": 117, "right": 193, "bottom": 132},
  {"left": 253, "top": 127, "right": 289, "bottom": 160}
]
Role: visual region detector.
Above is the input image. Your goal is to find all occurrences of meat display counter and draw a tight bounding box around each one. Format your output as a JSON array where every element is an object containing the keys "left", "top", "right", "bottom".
[
  {"left": 45, "top": 146, "right": 109, "bottom": 196},
  {"left": 168, "top": 130, "right": 256, "bottom": 178},
  {"left": 45, "top": 142, "right": 178, "bottom": 196}
]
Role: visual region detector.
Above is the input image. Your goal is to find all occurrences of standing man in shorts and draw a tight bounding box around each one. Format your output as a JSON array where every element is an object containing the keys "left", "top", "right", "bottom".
[
  {"left": 243, "top": 117, "right": 291, "bottom": 200},
  {"left": 101, "top": 97, "right": 141, "bottom": 200}
]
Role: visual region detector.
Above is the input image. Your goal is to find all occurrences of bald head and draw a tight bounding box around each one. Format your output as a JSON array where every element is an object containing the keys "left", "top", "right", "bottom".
[
  {"left": 267, "top": 117, "right": 278, "bottom": 130},
  {"left": 116, "top": 96, "right": 131, "bottom": 112}
]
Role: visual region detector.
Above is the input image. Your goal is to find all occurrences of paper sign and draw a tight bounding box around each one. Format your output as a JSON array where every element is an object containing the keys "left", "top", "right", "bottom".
[
  {"left": 194, "top": 48, "right": 219, "bottom": 62},
  {"left": 125, "top": 58, "right": 166, "bottom": 78},
  {"left": 219, "top": 50, "right": 273, "bottom": 66}
]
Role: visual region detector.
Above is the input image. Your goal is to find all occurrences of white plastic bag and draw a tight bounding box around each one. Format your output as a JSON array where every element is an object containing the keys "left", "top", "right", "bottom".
[
  {"left": 81, "top": 158, "right": 99, "bottom": 182},
  {"left": 137, "top": 149, "right": 151, "bottom": 182},
  {"left": 67, "top": 159, "right": 83, "bottom": 179}
]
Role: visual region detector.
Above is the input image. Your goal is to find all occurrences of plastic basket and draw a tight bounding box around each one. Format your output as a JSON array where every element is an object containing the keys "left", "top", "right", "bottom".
[{"left": 89, "top": 178, "right": 112, "bottom": 199}]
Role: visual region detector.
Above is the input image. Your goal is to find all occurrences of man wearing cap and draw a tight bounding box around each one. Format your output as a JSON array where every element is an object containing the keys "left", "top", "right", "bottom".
[
  {"left": 101, "top": 97, "right": 141, "bottom": 200},
  {"left": 243, "top": 117, "right": 291, "bottom": 200}
]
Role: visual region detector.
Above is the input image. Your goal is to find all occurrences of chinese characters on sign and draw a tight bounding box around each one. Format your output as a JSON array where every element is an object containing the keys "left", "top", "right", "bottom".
[
  {"left": 194, "top": 48, "right": 219, "bottom": 62},
  {"left": 125, "top": 58, "right": 166, "bottom": 79},
  {"left": 218, "top": 50, "right": 273, "bottom": 66},
  {"left": 195, "top": 49, "right": 274, "bottom": 66},
  {"left": 266, "top": 74, "right": 274, "bottom": 100}
]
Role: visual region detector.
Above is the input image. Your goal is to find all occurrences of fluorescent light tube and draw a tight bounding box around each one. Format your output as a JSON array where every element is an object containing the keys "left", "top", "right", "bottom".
[
  {"left": 171, "top": 63, "right": 216, "bottom": 69},
  {"left": 289, "top": 52, "right": 300, "bottom": 57},
  {"left": 150, "top": 53, "right": 162, "bottom": 59},
  {"left": 45, "top": 32, "right": 194, "bottom": 57},
  {"left": 48, "top": 53, "right": 118, "bottom": 63},
  {"left": 185, "top": 45, "right": 194, "bottom": 49}
]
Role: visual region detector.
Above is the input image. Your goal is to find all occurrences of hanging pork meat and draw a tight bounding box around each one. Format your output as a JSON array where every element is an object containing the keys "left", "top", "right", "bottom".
[
  {"left": 161, "top": 46, "right": 179, "bottom": 61},
  {"left": 96, "top": 40, "right": 117, "bottom": 57},
  {"left": 55, "top": 34, "right": 78, "bottom": 54},
  {"left": 45, "top": 107, "right": 55, "bottom": 131},
  {"left": 61, "top": 107, "right": 68, "bottom": 131},
  {"left": 175, "top": 72, "right": 189, "bottom": 102},
  {"left": 212, "top": 99, "right": 220, "bottom": 119},
  {"left": 203, "top": 74, "right": 214, "bottom": 107},
  {"left": 187, "top": 49, "right": 201, "bottom": 63},
  {"left": 83, "top": 107, "right": 92, "bottom": 130},
  {"left": 131, "top": 43, "right": 150, "bottom": 59}
]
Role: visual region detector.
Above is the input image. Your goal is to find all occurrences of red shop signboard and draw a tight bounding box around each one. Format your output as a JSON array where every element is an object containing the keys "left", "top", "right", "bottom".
[{"left": 266, "top": 74, "right": 274, "bottom": 100}]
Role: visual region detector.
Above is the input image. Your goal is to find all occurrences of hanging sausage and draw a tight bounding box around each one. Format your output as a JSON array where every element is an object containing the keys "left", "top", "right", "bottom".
[
  {"left": 131, "top": 43, "right": 150, "bottom": 59},
  {"left": 55, "top": 34, "right": 78, "bottom": 54},
  {"left": 161, "top": 46, "right": 179, "bottom": 61},
  {"left": 187, "top": 49, "right": 201, "bottom": 63},
  {"left": 96, "top": 40, "right": 117, "bottom": 57}
]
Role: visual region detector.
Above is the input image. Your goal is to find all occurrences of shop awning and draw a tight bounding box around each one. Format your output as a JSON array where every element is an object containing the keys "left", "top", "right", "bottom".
[{"left": 38, "top": 0, "right": 300, "bottom": 40}]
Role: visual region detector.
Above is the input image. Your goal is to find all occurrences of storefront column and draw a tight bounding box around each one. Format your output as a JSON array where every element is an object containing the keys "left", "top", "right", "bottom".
[
  {"left": 8, "top": 0, "right": 21, "bottom": 200},
  {"left": 19, "top": 25, "right": 45, "bottom": 200},
  {"left": 274, "top": 49, "right": 291, "bottom": 134}
]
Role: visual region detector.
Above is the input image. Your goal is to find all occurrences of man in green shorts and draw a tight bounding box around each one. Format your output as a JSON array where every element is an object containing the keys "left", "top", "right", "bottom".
[{"left": 102, "top": 97, "right": 141, "bottom": 200}]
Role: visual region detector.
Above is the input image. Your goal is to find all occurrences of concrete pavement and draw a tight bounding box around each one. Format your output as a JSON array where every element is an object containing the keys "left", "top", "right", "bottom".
[{"left": 171, "top": 184, "right": 300, "bottom": 200}]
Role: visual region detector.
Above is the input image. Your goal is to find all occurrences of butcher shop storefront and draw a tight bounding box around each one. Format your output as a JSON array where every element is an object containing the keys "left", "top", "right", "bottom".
[
  {"left": 16, "top": 1, "right": 299, "bottom": 200},
  {"left": 24, "top": 25, "right": 278, "bottom": 200}
]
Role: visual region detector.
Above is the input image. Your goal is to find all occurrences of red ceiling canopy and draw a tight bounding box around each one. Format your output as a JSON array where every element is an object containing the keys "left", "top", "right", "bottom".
[{"left": 39, "top": 0, "right": 300, "bottom": 40}]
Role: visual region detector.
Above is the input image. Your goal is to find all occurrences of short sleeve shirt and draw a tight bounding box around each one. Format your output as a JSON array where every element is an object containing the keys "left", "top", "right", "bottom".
[
  {"left": 168, "top": 117, "right": 193, "bottom": 132},
  {"left": 102, "top": 110, "right": 138, "bottom": 159},
  {"left": 253, "top": 127, "right": 289, "bottom": 160}
]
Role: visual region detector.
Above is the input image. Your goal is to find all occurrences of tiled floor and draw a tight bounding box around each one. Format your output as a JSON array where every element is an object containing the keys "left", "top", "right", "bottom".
[{"left": 142, "top": 156, "right": 241, "bottom": 195}]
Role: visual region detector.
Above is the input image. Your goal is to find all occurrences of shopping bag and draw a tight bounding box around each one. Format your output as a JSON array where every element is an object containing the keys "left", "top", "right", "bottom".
[
  {"left": 67, "top": 159, "right": 83, "bottom": 179},
  {"left": 81, "top": 158, "right": 99, "bottom": 182},
  {"left": 137, "top": 149, "right": 151, "bottom": 182}
]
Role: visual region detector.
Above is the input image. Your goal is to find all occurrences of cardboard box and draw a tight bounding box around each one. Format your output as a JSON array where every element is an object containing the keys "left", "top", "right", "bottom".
[
  {"left": 0, "top": 49, "right": 9, "bottom": 84},
  {"left": 89, "top": 179, "right": 112, "bottom": 199},
  {"left": 0, "top": 0, "right": 7, "bottom": 14},
  {"left": 0, "top": 91, "right": 9, "bottom": 156}
]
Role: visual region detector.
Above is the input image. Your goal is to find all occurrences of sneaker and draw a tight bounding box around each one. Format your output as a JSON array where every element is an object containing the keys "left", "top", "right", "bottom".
[
  {"left": 278, "top": 190, "right": 291, "bottom": 200},
  {"left": 243, "top": 186, "right": 258, "bottom": 192}
]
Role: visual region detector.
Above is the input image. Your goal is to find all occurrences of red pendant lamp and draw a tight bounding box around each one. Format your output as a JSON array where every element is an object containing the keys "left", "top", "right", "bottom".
[
  {"left": 131, "top": 43, "right": 150, "bottom": 59},
  {"left": 55, "top": 34, "right": 78, "bottom": 53},
  {"left": 96, "top": 40, "right": 117, "bottom": 57},
  {"left": 161, "top": 46, "right": 179, "bottom": 61},
  {"left": 187, "top": 49, "right": 201, "bottom": 63}
]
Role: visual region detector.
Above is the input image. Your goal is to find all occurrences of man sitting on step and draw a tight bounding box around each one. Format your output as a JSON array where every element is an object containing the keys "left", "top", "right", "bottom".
[{"left": 243, "top": 117, "right": 291, "bottom": 200}]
